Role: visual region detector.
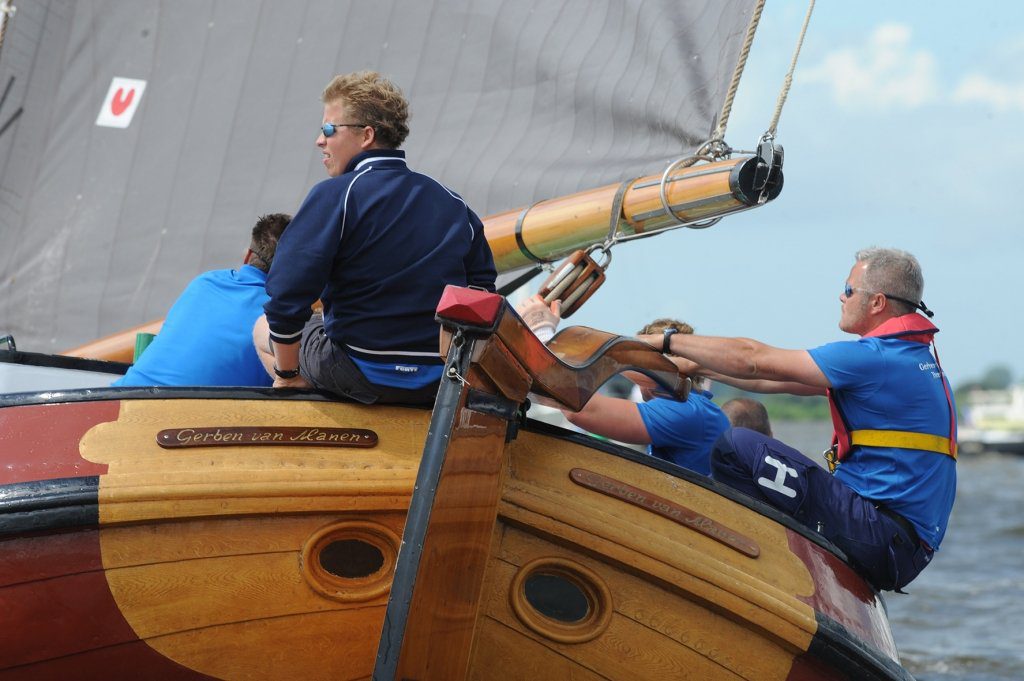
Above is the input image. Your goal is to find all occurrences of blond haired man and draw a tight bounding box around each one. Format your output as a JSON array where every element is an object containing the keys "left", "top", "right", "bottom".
[{"left": 255, "top": 71, "right": 495, "bottom": 403}]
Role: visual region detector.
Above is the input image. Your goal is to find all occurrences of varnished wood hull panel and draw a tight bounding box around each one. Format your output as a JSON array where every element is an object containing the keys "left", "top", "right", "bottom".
[
  {"left": 1, "top": 396, "right": 425, "bottom": 680},
  {"left": 0, "top": 395, "right": 906, "bottom": 680},
  {"left": 467, "top": 428, "right": 900, "bottom": 679}
]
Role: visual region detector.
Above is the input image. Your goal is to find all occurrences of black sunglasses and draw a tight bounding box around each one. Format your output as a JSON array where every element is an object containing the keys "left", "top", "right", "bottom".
[
  {"left": 843, "top": 283, "right": 934, "bottom": 318},
  {"left": 320, "top": 122, "right": 367, "bottom": 137}
]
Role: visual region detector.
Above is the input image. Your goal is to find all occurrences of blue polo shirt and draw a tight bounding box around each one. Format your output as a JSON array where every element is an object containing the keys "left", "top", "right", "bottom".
[
  {"left": 113, "top": 266, "right": 272, "bottom": 387},
  {"left": 809, "top": 337, "right": 957, "bottom": 549},
  {"left": 636, "top": 390, "right": 730, "bottom": 475}
]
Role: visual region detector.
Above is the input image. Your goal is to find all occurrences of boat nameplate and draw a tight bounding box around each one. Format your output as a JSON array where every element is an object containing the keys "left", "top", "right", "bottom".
[
  {"left": 156, "top": 426, "right": 378, "bottom": 448},
  {"left": 570, "top": 468, "right": 760, "bottom": 558}
]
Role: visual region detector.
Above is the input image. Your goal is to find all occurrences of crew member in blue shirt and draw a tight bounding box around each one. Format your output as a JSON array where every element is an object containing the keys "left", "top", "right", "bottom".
[
  {"left": 643, "top": 247, "right": 957, "bottom": 591},
  {"left": 517, "top": 296, "right": 729, "bottom": 475},
  {"left": 113, "top": 213, "right": 291, "bottom": 387},
  {"left": 254, "top": 71, "right": 496, "bottom": 404}
]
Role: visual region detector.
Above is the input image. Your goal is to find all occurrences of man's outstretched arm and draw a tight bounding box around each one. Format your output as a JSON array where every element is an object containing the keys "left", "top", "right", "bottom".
[
  {"left": 639, "top": 334, "right": 831, "bottom": 391},
  {"left": 562, "top": 394, "right": 651, "bottom": 445}
]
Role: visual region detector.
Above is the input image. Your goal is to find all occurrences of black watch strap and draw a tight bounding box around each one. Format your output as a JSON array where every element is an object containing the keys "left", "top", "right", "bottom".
[
  {"left": 273, "top": 365, "right": 301, "bottom": 379},
  {"left": 662, "top": 328, "right": 678, "bottom": 354}
]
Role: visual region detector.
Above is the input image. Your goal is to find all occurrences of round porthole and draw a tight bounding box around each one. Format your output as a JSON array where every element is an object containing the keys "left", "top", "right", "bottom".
[
  {"left": 301, "top": 520, "right": 399, "bottom": 602},
  {"left": 510, "top": 557, "right": 612, "bottom": 643}
]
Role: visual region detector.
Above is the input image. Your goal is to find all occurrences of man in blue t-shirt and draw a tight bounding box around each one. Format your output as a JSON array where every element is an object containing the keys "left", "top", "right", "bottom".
[
  {"left": 254, "top": 71, "right": 495, "bottom": 404},
  {"left": 640, "top": 247, "right": 957, "bottom": 591},
  {"left": 517, "top": 297, "right": 729, "bottom": 475},
  {"left": 113, "top": 213, "right": 291, "bottom": 387}
]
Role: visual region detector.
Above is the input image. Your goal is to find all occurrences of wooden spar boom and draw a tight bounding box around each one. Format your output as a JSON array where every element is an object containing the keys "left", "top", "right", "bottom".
[
  {"left": 486, "top": 154, "right": 774, "bottom": 271},
  {"left": 61, "top": 154, "right": 779, "bottom": 363},
  {"left": 64, "top": 319, "right": 163, "bottom": 364}
]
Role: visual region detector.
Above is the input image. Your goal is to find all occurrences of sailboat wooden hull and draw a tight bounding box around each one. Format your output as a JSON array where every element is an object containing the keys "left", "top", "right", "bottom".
[
  {"left": 0, "top": 382, "right": 909, "bottom": 680},
  {"left": 2, "top": 394, "right": 420, "bottom": 679}
]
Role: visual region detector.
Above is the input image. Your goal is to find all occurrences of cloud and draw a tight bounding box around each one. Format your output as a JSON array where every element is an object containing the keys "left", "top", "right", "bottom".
[
  {"left": 953, "top": 74, "right": 1024, "bottom": 112},
  {"left": 800, "top": 23, "right": 939, "bottom": 110}
]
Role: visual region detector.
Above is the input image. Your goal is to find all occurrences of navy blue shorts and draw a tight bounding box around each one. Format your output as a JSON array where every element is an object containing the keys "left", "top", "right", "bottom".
[
  {"left": 711, "top": 428, "right": 933, "bottom": 591},
  {"left": 298, "top": 316, "right": 438, "bottom": 406}
]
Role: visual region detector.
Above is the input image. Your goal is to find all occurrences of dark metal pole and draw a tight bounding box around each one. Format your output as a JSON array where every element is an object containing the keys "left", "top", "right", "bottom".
[{"left": 372, "top": 331, "right": 472, "bottom": 680}]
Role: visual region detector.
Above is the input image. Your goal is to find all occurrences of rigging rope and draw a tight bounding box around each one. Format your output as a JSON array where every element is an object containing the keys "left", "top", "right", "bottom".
[
  {"left": 715, "top": 0, "right": 816, "bottom": 144},
  {"left": 541, "top": 0, "right": 817, "bottom": 286},
  {"left": 712, "top": 0, "right": 765, "bottom": 144},
  {"left": 0, "top": 1, "right": 15, "bottom": 64},
  {"left": 613, "top": 0, "right": 816, "bottom": 244},
  {"left": 765, "top": 0, "right": 819, "bottom": 137},
  {"left": 766, "top": 0, "right": 816, "bottom": 137}
]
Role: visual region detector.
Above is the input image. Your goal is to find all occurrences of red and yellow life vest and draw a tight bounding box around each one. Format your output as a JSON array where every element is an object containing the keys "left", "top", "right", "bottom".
[{"left": 825, "top": 314, "right": 957, "bottom": 472}]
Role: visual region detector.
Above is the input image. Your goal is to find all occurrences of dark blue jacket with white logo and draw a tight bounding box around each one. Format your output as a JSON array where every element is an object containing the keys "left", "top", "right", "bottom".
[{"left": 265, "top": 149, "right": 496, "bottom": 365}]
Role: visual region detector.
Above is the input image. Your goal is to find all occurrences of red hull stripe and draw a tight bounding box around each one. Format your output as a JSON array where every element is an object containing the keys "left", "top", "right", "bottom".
[
  {"left": 784, "top": 528, "right": 892, "bottom": 651},
  {"left": 0, "top": 400, "right": 119, "bottom": 485},
  {"left": 0, "top": 528, "right": 215, "bottom": 678}
]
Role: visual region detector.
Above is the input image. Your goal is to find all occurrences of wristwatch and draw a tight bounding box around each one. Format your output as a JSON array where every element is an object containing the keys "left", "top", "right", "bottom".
[
  {"left": 273, "top": 365, "right": 301, "bottom": 379},
  {"left": 662, "top": 327, "right": 678, "bottom": 354}
]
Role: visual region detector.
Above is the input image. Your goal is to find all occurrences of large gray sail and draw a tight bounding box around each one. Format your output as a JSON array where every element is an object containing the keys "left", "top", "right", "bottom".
[{"left": 0, "top": 0, "right": 757, "bottom": 353}]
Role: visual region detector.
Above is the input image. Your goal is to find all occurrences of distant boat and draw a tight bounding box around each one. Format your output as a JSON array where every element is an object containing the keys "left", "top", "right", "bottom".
[{"left": 958, "top": 385, "right": 1024, "bottom": 455}]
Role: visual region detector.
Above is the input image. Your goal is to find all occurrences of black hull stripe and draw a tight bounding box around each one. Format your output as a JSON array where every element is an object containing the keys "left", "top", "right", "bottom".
[
  {"left": 0, "top": 476, "right": 99, "bottom": 536},
  {"left": 808, "top": 611, "right": 915, "bottom": 680}
]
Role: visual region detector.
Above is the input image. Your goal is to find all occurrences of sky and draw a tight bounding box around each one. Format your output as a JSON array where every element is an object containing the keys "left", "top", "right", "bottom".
[{"left": 550, "top": 1, "right": 1024, "bottom": 389}]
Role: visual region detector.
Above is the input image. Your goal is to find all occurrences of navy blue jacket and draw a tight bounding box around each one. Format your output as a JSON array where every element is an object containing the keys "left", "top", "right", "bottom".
[{"left": 265, "top": 149, "right": 496, "bottom": 364}]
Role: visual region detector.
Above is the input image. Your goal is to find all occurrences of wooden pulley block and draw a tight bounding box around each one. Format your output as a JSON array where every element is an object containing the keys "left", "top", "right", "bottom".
[{"left": 537, "top": 246, "right": 611, "bottom": 318}]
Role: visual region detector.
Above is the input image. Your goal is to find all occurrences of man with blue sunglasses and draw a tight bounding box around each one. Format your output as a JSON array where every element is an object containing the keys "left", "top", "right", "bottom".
[
  {"left": 641, "top": 247, "right": 956, "bottom": 592},
  {"left": 254, "top": 71, "right": 496, "bottom": 404}
]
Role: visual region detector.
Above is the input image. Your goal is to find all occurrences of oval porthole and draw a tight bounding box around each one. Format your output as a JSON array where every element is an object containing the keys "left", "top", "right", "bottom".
[
  {"left": 510, "top": 557, "right": 612, "bottom": 644},
  {"left": 320, "top": 539, "right": 385, "bottom": 579},
  {"left": 523, "top": 572, "right": 590, "bottom": 623},
  {"left": 301, "top": 520, "right": 400, "bottom": 602}
]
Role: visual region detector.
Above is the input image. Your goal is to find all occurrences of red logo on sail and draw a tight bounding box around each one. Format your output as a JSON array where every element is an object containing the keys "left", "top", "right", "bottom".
[
  {"left": 110, "top": 88, "right": 135, "bottom": 116},
  {"left": 96, "top": 77, "right": 147, "bottom": 128}
]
